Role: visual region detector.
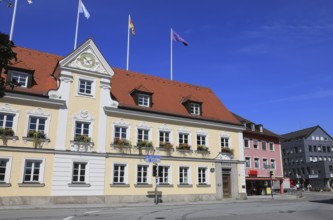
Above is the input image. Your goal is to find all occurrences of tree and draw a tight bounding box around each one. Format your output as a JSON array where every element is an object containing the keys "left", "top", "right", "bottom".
[{"left": 0, "top": 32, "right": 17, "bottom": 98}]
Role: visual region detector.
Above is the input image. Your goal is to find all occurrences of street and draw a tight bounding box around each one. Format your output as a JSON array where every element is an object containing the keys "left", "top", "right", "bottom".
[{"left": 0, "top": 192, "right": 332, "bottom": 220}]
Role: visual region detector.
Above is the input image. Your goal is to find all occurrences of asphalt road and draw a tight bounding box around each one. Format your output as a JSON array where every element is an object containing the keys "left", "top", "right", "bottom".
[{"left": 0, "top": 192, "right": 332, "bottom": 220}]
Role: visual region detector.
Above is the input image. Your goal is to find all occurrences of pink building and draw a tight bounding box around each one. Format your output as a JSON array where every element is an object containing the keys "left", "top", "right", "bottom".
[{"left": 233, "top": 114, "right": 283, "bottom": 195}]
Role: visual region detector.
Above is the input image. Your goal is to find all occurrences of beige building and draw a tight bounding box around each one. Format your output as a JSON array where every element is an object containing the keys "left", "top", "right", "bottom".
[{"left": 0, "top": 39, "right": 246, "bottom": 205}]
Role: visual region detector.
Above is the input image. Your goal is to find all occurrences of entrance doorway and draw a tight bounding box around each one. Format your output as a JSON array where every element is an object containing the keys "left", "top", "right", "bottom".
[{"left": 222, "top": 169, "right": 231, "bottom": 198}]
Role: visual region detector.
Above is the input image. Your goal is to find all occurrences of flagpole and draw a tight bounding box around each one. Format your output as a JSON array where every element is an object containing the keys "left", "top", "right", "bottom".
[
  {"left": 170, "top": 28, "right": 173, "bottom": 80},
  {"left": 9, "top": 0, "right": 18, "bottom": 41},
  {"left": 74, "top": 0, "right": 81, "bottom": 50},
  {"left": 126, "top": 15, "right": 131, "bottom": 71}
]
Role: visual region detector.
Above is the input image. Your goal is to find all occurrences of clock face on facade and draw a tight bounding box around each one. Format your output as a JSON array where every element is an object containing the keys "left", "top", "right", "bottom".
[{"left": 80, "top": 53, "right": 96, "bottom": 68}]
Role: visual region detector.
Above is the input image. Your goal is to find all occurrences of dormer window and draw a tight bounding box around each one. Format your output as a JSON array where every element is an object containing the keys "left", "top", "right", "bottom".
[
  {"left": 11, "top": 72, "right": 28, "bottom": 87},
  {"left": 138, "top": 93, "right": 150, "bottom": 107},
  {"left": 190, "top": 103, "right": 201, "bottom": 115}
]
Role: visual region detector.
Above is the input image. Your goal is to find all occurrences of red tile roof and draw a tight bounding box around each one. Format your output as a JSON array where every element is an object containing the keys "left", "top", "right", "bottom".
[{"left": 6, "top": 46, "right": 241, "bottom": 126}]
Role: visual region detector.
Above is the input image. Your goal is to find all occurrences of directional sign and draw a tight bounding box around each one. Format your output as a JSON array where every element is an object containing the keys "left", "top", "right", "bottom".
[{"left": 145, "top": 155, "right": 161, "bottom": 163}]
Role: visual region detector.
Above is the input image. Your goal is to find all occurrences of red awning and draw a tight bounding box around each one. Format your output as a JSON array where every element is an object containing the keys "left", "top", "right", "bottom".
[
  {"left": 246, "top": 177, "right": 271, "bottom": 181},
  {"left": 248, "top": 170, "right": 258, "bottom": 175}
]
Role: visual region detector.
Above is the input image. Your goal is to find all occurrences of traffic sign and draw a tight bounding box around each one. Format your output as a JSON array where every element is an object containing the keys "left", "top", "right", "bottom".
[{"left": 145, "top": 155, "right": 161, "bottom": 163}]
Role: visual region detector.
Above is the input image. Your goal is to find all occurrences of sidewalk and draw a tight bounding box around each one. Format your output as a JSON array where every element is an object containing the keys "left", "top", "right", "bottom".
[{"left": 0, "top": 194, "right": 299, "bottom": 210}]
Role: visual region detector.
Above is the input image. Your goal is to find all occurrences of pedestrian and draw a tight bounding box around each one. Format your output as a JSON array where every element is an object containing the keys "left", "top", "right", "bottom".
[{"left": 307, "top": 184, "right": 312, "bottom": 191}]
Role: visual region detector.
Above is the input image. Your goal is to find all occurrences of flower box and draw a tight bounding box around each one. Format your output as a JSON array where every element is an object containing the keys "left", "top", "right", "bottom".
[
  {"left": 113, "top": 138, "right": 131, "bottom": 146},
  {"left": 74, "top": 135, "right": 91, "bottom": 143},
  {"left": 0, "top": 128, "right": 14, "bottom": 137},
  {"left": 177, "top": 143, "right": 191, "bottom": 151}
]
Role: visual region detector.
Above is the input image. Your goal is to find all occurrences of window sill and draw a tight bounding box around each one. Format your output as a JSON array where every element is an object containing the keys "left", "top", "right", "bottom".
[
  {"left": 110, "top": 183, "right": 130, "bottom": 187},
  {"left": 178, "top": 184, "right": 193, "bottom": 188},
  {"left": 195, "top": 150, "right": 210, "bottom": 154},
  {"left": 134, "top": 184, "right": 153, "bottom": 188},
  {"left": 22, "top": 137, "right": 50, "bottom": 142},
  {"left": 0, "top": 136, "right": 19, "bottom": 141},
  {"left": 0, "top": 183, "right": 11, "bottom": 187},
  {"left": 176, "top": 149, "right": 193, "bottom": 153},
  {"left": 158, "top": 184, "right": 173, "bottom": 188},
  {"left": 18, "top": 183, "right": 45, "bottom": 187},
  {"left": 157, "top": 147, "right": 174, "bottom": 152},
  {"left": 196, "top": 184, "right": 211, "bottom": 187},
  {"left": 68, "top": 183, "right": 91, "bottom": 187}
]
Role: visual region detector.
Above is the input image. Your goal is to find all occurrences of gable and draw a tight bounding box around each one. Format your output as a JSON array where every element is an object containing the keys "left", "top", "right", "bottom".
[
  {"left": 59, "top": 39, "right": 114, "bottom": 78},
  {"left": 306, "top": 126, "right": 333, "bottom": 141}
]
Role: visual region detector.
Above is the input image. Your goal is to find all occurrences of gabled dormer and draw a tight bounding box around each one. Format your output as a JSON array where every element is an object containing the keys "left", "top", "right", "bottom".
[
  {"left": 130, "top": 85, "right": 153, "bottom": 108},
  {"left": 182, "top": 96, "right": 203, "bottom": 116}
]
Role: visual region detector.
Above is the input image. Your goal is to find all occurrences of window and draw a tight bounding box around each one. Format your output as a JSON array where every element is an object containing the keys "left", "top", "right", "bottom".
[
  {"left": 179, "top": 167, "right": 189, "bottom": 184},
  {"left": 23, "top": 160, "right": 42, "bottom": 183},
  {"left": 309, "top": 145, "right": 312, "bottom": 152},
  {"left": 159, "top": 131, "right": 170, "bottom": 143},
  {"left": 197, "top": 135, "right": 206, "bottom": 146},
  {"left": 114, "top": 126, "right": 127, "bottom": 139},
  {"left": 198, "top": 167, "right": 208, "bottom": 184},
  {"left": 75, "top": 121, "right": 90, "bottom": 137},
  {"left": 0, "top": 158, "right": 10, "bottom": 183},
  {"left": 253, "top": 140, "right": 258, "bottom": 149},
  {"left": 179, "top": 133, "right": 189, "bottom": 144},
  {"left": 244, "top": 139, "right": 249, "bottom": 148},
  {"left": 309, "top": 156, "right": 313, "bottom": 162},
  {"left": 78, "top": 79, "right": 93, "bottom": 95},
  {"left": 263, "top": 158, "right": 268, "bottom": 169},
  {"left": 0, "top": 113, "right": 14, "bottom": 129},
  {"left": 155, "top": 165, "right": 169, "bottom": 184},
  {"left": 314, "top": 146, "right": 317, "bottom": 152},
  {"left": 72, "top": 162, "right": 87, "bottom": 184},
  {"left": 245, "top": 157, "right": 251, "bottom": 168},
  {"left": 254, "top": 158, "right": 259, "bottom": 168},
  {"left": 269, "top": 142, "right": 274, "bottom": 151},
  {"left": 113, "top": 164, "right": 126, "bottom": 184},
  {"left": 323, "top": 146, "right": 326, "bottom": 152},
  {"left": 190, "top": 103, "right": 201, "bottom": 115},
  {"left": 11, "top": 72, "right": 28, "bottom": 87},
  {"left": 327, "top": 147, "right": 330, "bottom": 152},
  {"left": 28, "top": 116, "right": 46, "bottom": 134},
  {"left": 221, "top": 137, "right": 229, "bottom": 148},
  {"left": 270, "top": 159, "right": 276, "bottom": 169},
  {"left": 138, "top": 129, "right": 149, "bottom": 142},
  {"left": 262, "top": 141, "right": 267, "bottom": 151},
  {"left": 137, "top": 165, "right": 148, "bottom": 184},
  {"left": 138, "top": 94, "right": 150, "bottom": 107}
]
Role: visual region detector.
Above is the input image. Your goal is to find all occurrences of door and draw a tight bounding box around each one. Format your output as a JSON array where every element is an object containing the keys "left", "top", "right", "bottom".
[{"left": 223, "top": 173, "right": 231, "bottom": 198}]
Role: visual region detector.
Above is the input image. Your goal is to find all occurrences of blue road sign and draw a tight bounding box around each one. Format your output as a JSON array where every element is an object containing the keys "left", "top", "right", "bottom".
[{"left": 145, "top": 155, "right": 161, "bottom": 163}]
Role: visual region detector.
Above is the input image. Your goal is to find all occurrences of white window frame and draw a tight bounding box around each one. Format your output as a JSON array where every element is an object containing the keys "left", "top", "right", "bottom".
[
  {"left": 269, "top": 143, "right": 274, "bottom": 151},
  {"left": 245, "top": 157, "right": 251, "bottom": 168},
  {"left": 10, "top": 71, "right": 29, "bottom": 88},
  {"left": 0, "top": 157, "right": 12, "bottom": 184},
  {"left": 190, "top": 103, "right": 201, "bottom": 115},
  {"left": 244, "top": 138, "right": 249, "bottom": 148},
  {"left": 77, "top": 76, "right": 96, "bottom": 97},
  {"left": 198, "top": 167, "right": 208, "bottom": 185},
  {"left": 220, "top": 137, "right": 230, "bottom": 148},
  {"left": 138, "top": 93, "right": 150, "bottom": 107},
  {"left": 262, "top": 158, "right": 268, "bottom": 169},
  {"left": 179, "top": 166, "right": 191, "bottom": 185},
  {"left": 74, "top": 121, "right": 91, "bottom": 138},
  {"left": 0, "top": 105, "right": 19, "bottom": 135},
  {"left": 262, "top": 141, "right": 267, "bottom": 151},
  {"left": 71, "top": 162, "right": 88, "bottom": 184},
  {"left": 114, "top": 126, "right": 128, "bottom": 140},
  {"left": 159, "top": 131, "right": 170, "bottom": 144},
  {"left": 253, "top": 139, "right": 259, "bottom": 149},
  {"left": 21, "top": 158, "right": 45, "bottom": 184},
  {"left": 156, "top": 165, "right": 171, "bottom": 184},
  {"left": 178, "top": 133, "right": 189, "bottom": 145},
  {"left": 270, "top": 159, "right": 276, "bottom": 169},
  {"left": 112, "top": 163, "right": 128, "bottom": 184},
  {"left": 196, "top": 134, "right": 206, "bottom": 146},
  {"left": 0, "top": 113, "right": 15, "bottom": 130},
  {"left": 254, "top": 157, "right": 260, "bottom": 169},
  {"left": 137, "top": 164, "right": 150, "bottom": 184},
  {"left": 25, "top": 108, "right": 51, "bottom": 138},
  {"left": 137, "top": 128, "right": 150, "bottom": 142}
]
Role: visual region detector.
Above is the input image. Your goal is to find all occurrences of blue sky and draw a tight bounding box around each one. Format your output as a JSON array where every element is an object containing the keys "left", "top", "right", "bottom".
[{"left": 1, "top": 0, "right": 333, "bottom": 136}]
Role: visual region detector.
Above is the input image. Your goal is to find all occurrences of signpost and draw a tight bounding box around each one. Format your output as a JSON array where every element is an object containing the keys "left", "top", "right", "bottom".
[{"left": 146, "top": 155, "right": 161, "bottom": 204}]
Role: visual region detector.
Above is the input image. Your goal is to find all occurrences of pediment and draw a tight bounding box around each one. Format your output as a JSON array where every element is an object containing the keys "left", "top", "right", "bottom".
[{"left": 59, "top": 39, "right": 114, "bottom": 78}]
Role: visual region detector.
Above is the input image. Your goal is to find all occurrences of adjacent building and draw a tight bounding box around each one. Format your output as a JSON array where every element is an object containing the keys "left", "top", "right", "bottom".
[
  {"left": 233, "top": 114, "right": 283, "bottom": 195},
  {"left": 0, "top": 39, "right": 246, "bottom": 205},
  {"left": 281, "top": 126, "right": 333, "bottom": 189}
]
